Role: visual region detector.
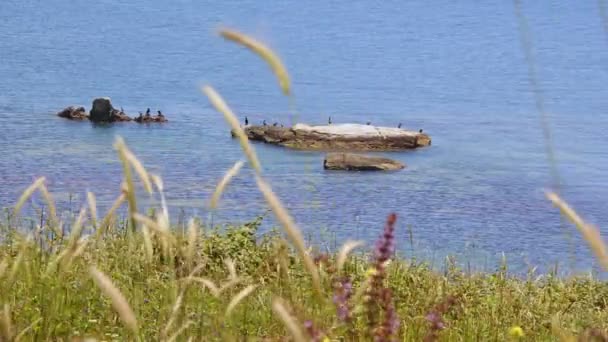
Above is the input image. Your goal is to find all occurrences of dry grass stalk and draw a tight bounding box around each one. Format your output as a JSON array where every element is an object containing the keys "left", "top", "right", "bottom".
[
  {"left": 0, "top": 304, "right": 13, "bottom": 341},
  {"left": 163, "top": 289, "right": 186, "bottom": 339},
  {"left": 186, "top": 219, "right": 198, "bottom": 266},
  {"left": 219, "top": 28, "right": 291, "bottom": 96},
  {"left": 210, "top": 160, "right": 245, "bottom": 209},
  {"left": 14, "top": 317, "right": 42, "bottom": 342},
  {"left": 123, "top": 148, "right": 153, "bottom": 194},
  {"left": 114, "top": 137, "right": 138, "bottom": 226},
  {"left": 13, "top": 177, "right": 45, "bottom": 218},
  {"left": 336, "top": 240, "right": 364, "bottom": 273},
  {"left": 225, "top": 258, "right": 238, "bottom": 280},
  {"left": 8, "top": 237, "right": 29, "bottom": 285},
  {"left": 66, "top": 208, "right": 87, "bottom": 252},
  {"left": 201, "top": 85, "right": 262, "bottom": 173},
  {"left": 546, "top": 192, "right": 608, "bottom": 271},
  {"left": 87, "top": 191, "right": 98, "bottom": 228},
  {"left": 167, "top": 320, "right": 194, "bottom": 342},
  {"left": 189, "top": 277, "right": 221, "bottom": 297},
  {"left": 98, "top": 193, "right": 126, "bottom": 236},
  {"left": 38, "top": 183, "right": 58, "bottom": 230},
  {"left": 225, "top": 285, "right": 257, "bottom": 318},
  {"left": 0, "top": 258, "right": 8, "bottom": 279},
  {"left": 255, "top": 175, "right": 321, "bottom": 295},
  {"left": 150, "top": 173, "right": 170, "bottom": 225},
  {"left": 88, "top": 266, "right": 138, "bottom": 334},
  {"left": 142, "top": 225, "right": 154, "bottom": 263},
  {"left": 271, "top": 298, "right": 306, "bottom": 342}
]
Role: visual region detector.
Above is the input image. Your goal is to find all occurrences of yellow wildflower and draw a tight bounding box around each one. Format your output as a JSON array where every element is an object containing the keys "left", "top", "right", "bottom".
[
  {"left": 365, "top": 268, "right": 377, "bottom": 278},
  {"left": 509, "top": 326, "right": 524, "bottom": 338}
]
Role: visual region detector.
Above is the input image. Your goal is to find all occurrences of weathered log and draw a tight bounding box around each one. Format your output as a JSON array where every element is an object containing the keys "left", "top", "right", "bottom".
[{"left": 232, "top": 123, "right": 431, "bottom": 151}]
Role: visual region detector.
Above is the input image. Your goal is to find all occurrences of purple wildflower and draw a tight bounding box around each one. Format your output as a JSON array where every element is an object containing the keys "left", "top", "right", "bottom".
[
  {"left": 303, "top": 320, "right": 325, "bottom": 342},
  {"left": 366, "top": 213, "right": 400, "bottom": 341},
  {"left": 333, "top": 277, "right": 353, "bottom": 322}
]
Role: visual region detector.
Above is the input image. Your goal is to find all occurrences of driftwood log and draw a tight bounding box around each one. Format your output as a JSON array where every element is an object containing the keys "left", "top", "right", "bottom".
[{"left": 232, "top": 123, "right": 431, "bottom": 151}]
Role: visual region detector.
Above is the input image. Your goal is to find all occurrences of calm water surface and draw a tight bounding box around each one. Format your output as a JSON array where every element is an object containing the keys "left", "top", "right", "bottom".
[{"left": 1, "top": 0, "right": 608, "bottom": 274}]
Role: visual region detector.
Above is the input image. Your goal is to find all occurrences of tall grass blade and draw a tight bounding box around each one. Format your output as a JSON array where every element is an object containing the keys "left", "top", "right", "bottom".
[
  {"left": 87, "top": 191, "right": 98, "bottom": 229},
  {"left": 210, "top": 160, "right": 245, "bottom": 209},
  {"left": 98, "top": 193, "right": 126, "bottom": 236},
  {"left": 12, "top": 177, "right": 45, "bottom": 218},
  {"left": 88, "top": 266, "right": 138, "bottom": 334},
  {"left": 255, "top": 175, "right": 321, "bottom": 296},
  {"left": 186, "top": 219, "right": 198, "bottom": 266},
  {"left": 546, "top": 192, "right": 608, "bottom": 271},
  {"left": 271, "top": 298, "right": 306, "bottom": 342},
  {"left": 38, "top": 183, "right": 58, "bottom": 230},
  {"left": 0, "top": 304, "right": 13, "bottom": 341},
  {"left": 225, "top": 285, "right": 257, "bottom": 318},
  {"left": 14, "top": 317, "right": 41, "bottom": 342},
  {"left": 114, "top": 137, "right": 138, "bottom": 231},
  {"left": 219, "top": 28, "right": 291, "bottom": 96},
  {"left": 336, "top": 240, "right": 364, "bottom": 273},
  {"left": 167, "top": 321, "right": 194, "bottom": 342},
  {"left": 201, "top": 85, "right": 262, "bottom": 173}
]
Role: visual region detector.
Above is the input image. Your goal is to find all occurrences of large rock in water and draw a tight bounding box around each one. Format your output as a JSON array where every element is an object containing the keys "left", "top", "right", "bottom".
[
  {"left": 89, "top": 97, "right": 114, "bottom": 122},
  {"left": 234, "top": 123, "right": 431, "bottom": 151},
  {"left": 323, "top": 153, "right": 405, "bottom": 171},
  {"left": 57, "top": 106, "right": 88, "bottom": 120}
]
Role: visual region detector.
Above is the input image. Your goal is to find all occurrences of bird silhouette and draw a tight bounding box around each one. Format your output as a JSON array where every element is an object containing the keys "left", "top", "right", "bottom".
[
  {"left": 366, "top": 122, "right": 371, "bottom": 125},
  {"left": 328, "top": 116, "right": 332, "bottom": 125},
  {"left": 419, "top": 129, "right": 423, "bottom": 133},
  {"left": 263, "top": 120, "right": 267, "bottom": 126},
  {"left": 146, "top": 108, "right": 150, "bottom": 115},
  {"left": 245, "top": 116, "right": 249, "bottom": 125},
  {"left": 398, "top": 123, "right": 402, "bottom": 128}
]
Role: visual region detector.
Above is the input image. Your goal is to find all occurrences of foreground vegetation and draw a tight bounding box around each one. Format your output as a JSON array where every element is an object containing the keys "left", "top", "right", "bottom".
[{"left": 0, "top": 211, "right": 607, "bottom": 341}]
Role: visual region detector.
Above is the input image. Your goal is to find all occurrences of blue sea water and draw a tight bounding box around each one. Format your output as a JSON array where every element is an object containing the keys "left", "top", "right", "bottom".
[{"left": 1, "top": 0, "right": 608, "bottom": 274}]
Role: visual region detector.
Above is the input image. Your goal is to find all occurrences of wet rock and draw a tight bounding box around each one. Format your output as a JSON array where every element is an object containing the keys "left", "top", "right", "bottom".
[
  {"left": 134, "top": 114, "right": 168, "bottom": 123},
  {"left": 323, "top": 153, "right": 405, "bottom": 171},
  {"left": 234, "top": 123, "right": 431, "bottom": 151},
  {"left": 57, "top": 106, "right": 88, "bottom": 120},
  {"left": 110, "top": 108, "right": 132, "bottom": 122},
  {"left": 89, "top": 97, "right": 114, "bottom": 122}
]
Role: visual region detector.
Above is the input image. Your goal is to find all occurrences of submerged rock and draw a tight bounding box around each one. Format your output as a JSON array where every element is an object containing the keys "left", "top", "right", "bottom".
[
  {"left": 57, "top": 106, "right": 88, "bottom": 120},
  {"left": 323, "top": 152, "right": 405, "bottom": 171},
  {"left": 234, "top": 123, "right": 431, "bottom": 151}
]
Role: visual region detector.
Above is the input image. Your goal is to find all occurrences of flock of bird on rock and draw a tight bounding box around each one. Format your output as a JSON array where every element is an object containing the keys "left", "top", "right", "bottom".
[
  {"left": 134, "top": 108, "right": 166, "bottom": 123},
  {"left": 243, "top": 116, "right": 423, "bottom": 133}
]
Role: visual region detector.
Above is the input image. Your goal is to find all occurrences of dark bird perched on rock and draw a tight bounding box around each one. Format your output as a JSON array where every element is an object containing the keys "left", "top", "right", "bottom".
[
  {"left": 146, "top": 108, "right": 151, "bottom": 115},
  {"left": 366, "top": 122, "right": 371, "bottom": 125},
  {"left": 328, "top": 116, "right": 332, "bottom": 125},
  {"left": 120, "top": 107, "right": 125, "bottom": 114},
  {"left": 273, "top": 122, "right": 278, "bottom": 127},
  {"left": 263, "top": 120, "right": 267, "bottom": 126},
  {"left": 398, "top": 123, "right": 402, "bottom": 128},
  {"left": 419, "top": 129, "right": 423, "bottom": 133},
  {"left": 245, "top": 116, "right": 249, "bottom": 126},
  {"left": 157, "top": 110, "right": 164, "bottom": 118}
]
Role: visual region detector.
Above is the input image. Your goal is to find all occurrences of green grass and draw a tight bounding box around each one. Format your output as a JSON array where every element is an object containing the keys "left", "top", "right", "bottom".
[{"left": 0, "top": 214, "right": 607, "bottom": 341}]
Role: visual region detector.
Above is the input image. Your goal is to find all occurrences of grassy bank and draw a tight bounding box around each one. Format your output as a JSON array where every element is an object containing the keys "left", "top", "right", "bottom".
[{"left": 0, "top": 213, "right": 607, "bottom": 341}]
